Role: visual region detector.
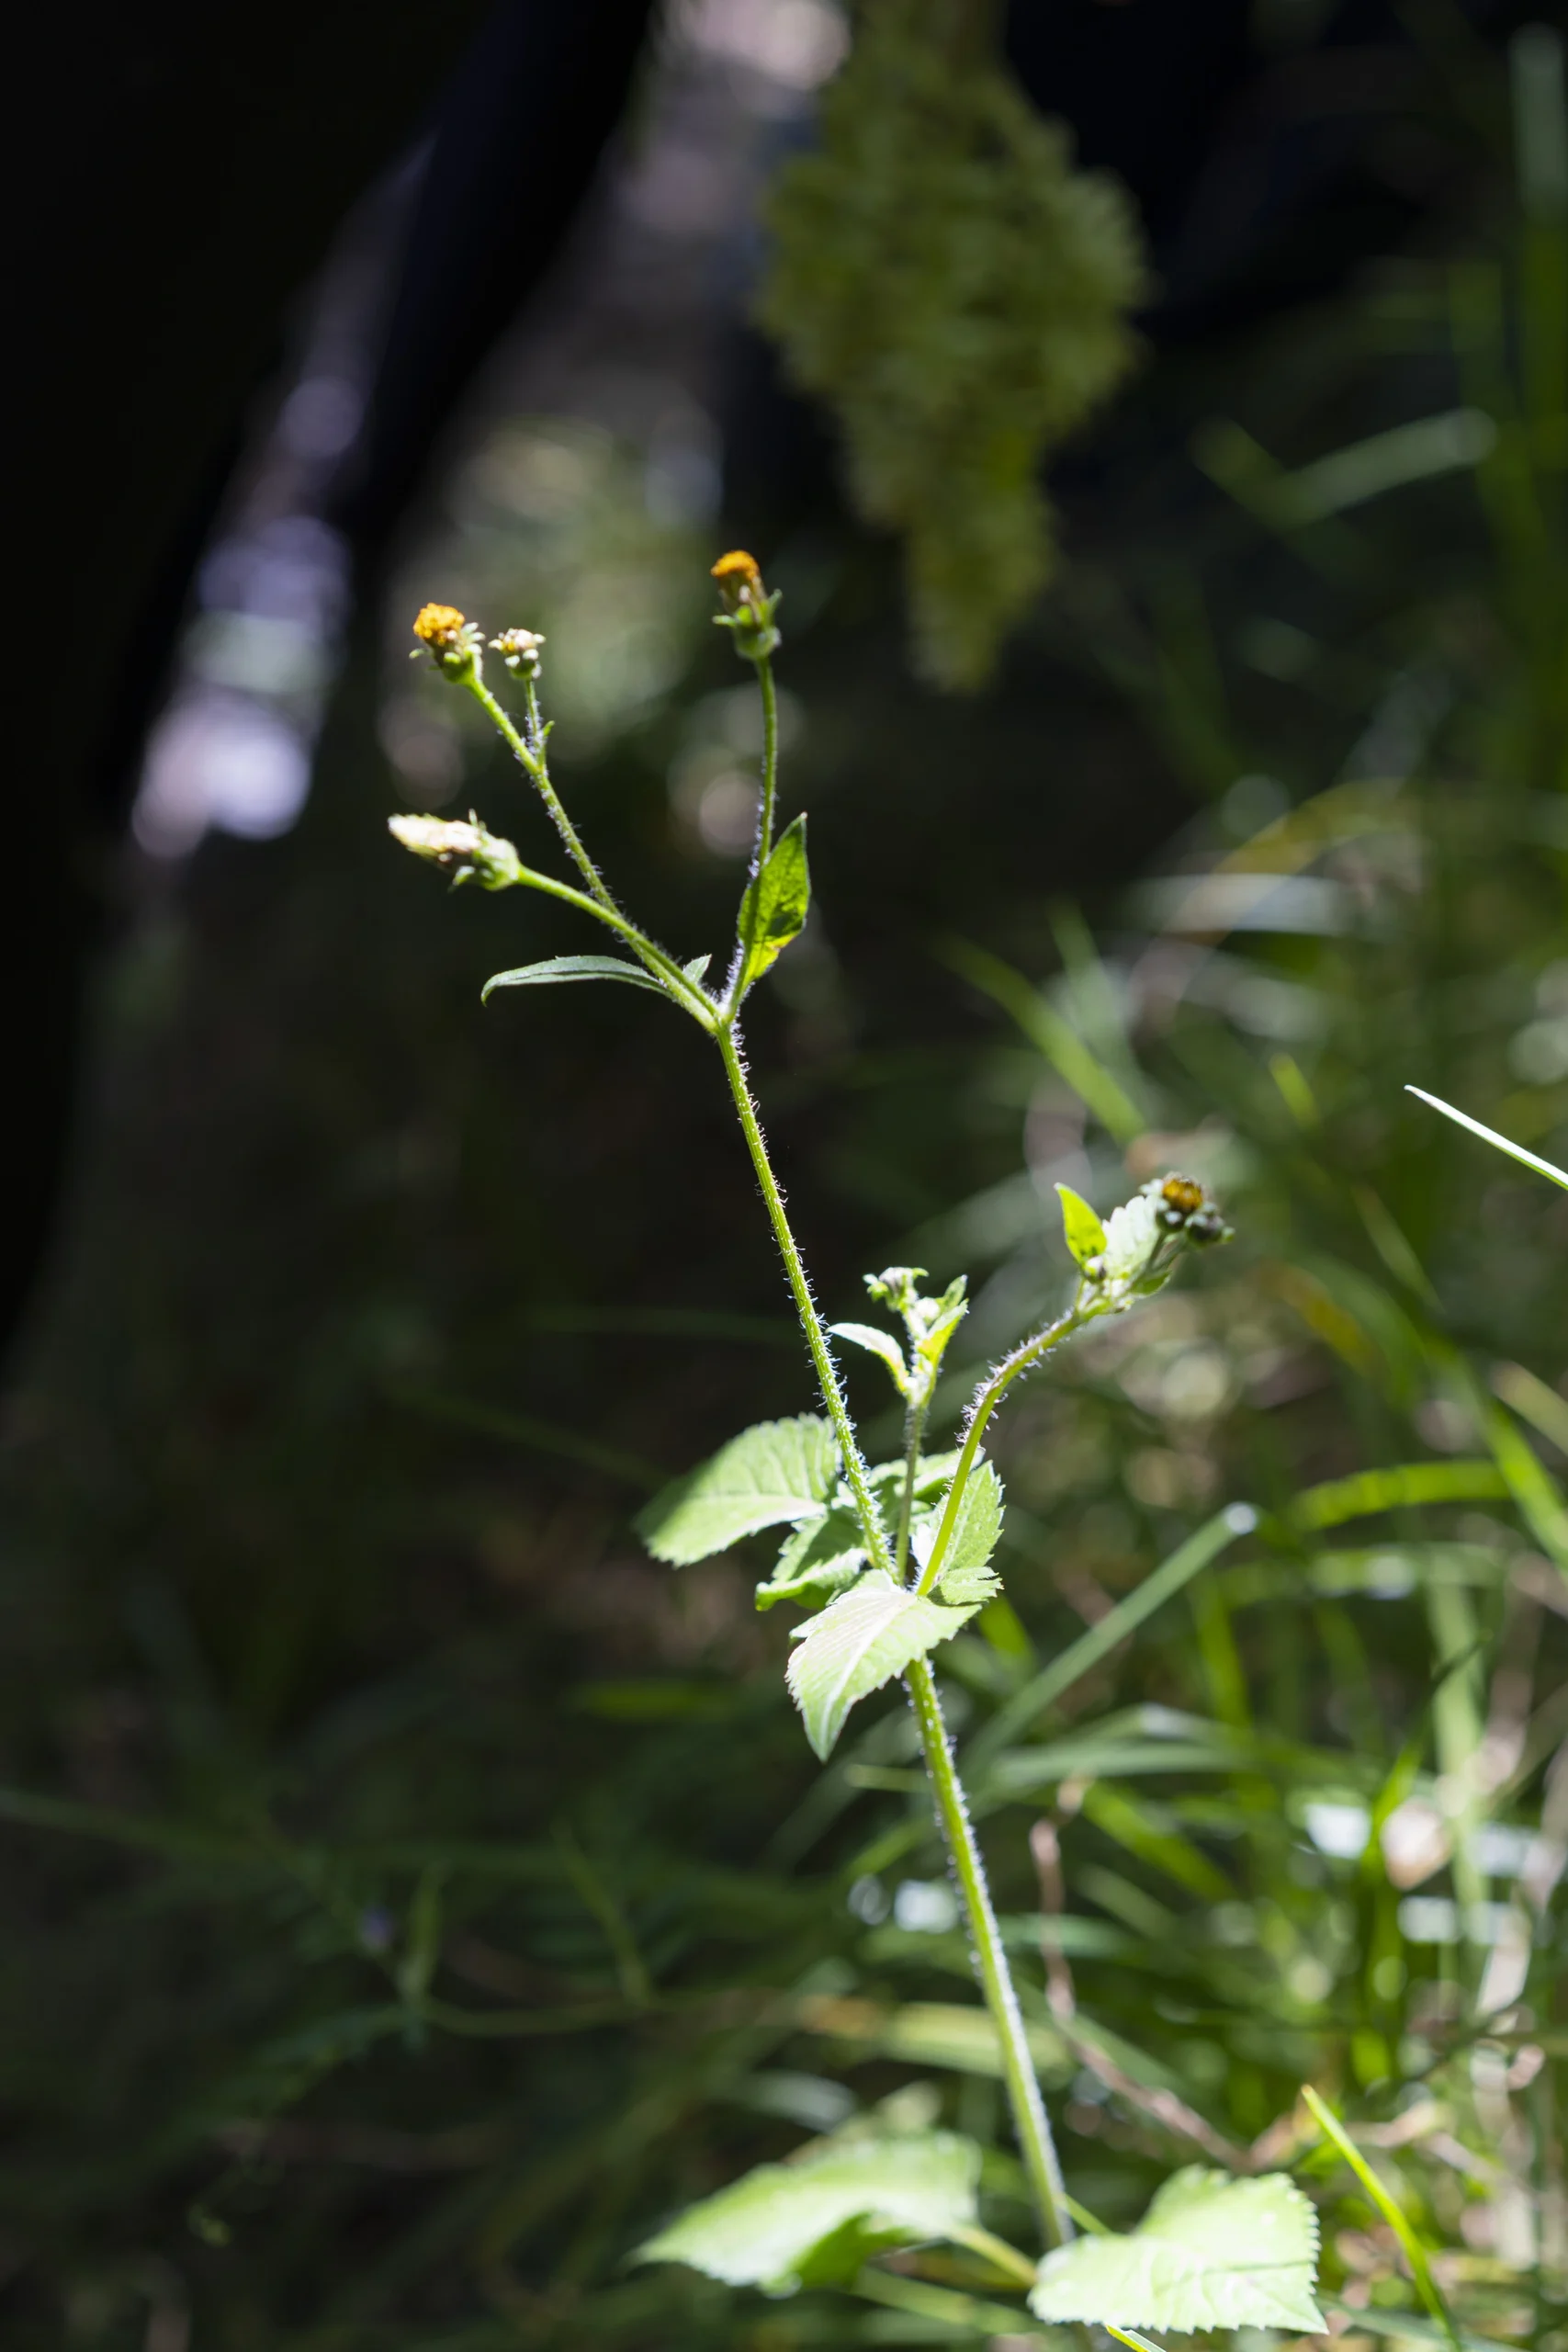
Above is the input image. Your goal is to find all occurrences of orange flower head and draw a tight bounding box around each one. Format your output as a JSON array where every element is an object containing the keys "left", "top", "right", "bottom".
[
  {"left": 1159, "top": 1174, "right": 1206, "bottom": 1218},
  {"left": 413, "top": 602, "right": 468, "bottom": 654},
  {"left": 710, "top": 549, "right": 763, "bottom": 610}
]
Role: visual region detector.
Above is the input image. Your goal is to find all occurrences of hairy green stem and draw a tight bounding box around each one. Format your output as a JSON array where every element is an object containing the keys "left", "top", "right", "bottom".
[
  {"left": 894, "top": 1381, "right": 931, "bottom": 1584},
  {"left": 466, "top": 673, "right": 620, "bottom": 919},
  {"left": 514, "top": 863, "right": 711, "bottom": 1018},
  {"left": 906, "top": 1656, "right": 1073, "bottom": 2247},
  {"left": 716, "top": 1029, "right": 890, "bottom": 1565},
  {"left": 914, "top": 1306, "right": 1090, "bottom": 1600},
  {"left": 715, "top": 1029, "right": 1071, "bottom": 2251},
  {"left": 756, "top": 653, "right": 780, "bottom": 872},
  {"left": 724, "top": 650, "right": 784, "bottom": 1018}
]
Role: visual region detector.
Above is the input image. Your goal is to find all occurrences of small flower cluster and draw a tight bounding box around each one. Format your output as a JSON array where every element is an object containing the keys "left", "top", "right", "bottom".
[
  {"left": 1085, "top": 1172, "right": 1231, "bottom": 1301},
  {"left": 711, "top": 550, "right": 782, "bottom": 663},
  {"left": 491, "top": 627, "right": 545, "bottom": 678},
  {"left": 412, "top": 602, "right": 485, "bottom": 682},
  {"left": 412, "top": 604, "right": 547, "bottom": 687}
]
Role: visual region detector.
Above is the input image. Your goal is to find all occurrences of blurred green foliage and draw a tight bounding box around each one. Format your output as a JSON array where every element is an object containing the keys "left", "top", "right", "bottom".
[
  {"left": 0, "top": 20, "right": 1565, "bottom": 2350},
  {"left": 757, "top": 0, "right": 1145, "bottom": 689}
]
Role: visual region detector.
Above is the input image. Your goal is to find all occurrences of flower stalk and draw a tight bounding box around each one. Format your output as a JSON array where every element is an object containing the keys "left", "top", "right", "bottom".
[{"left": 389, "top": 562, "right": 1231, "bottom": 2267}]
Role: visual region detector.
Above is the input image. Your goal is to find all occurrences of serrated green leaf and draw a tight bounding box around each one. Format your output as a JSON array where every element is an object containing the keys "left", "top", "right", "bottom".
[
  {"left": 757, "top": 1504, "right": 868, "bottom": 1611},
  {"left": 787, "top": 1572, "right": 981, "bottom": 1758},
  {"left": 829, "top": 1321, "right": 910, "bottom": 1396},
  {"left": 481, "top": 955, "right": 665, "bottom": 1002},
  {"left": 1030, "top": 2168, "right": 1325, "bottom": 2334},
  {"left": 738, "top": 814, "right": 811, "bottom": 987},
  {"left": 1055, "top": 1182, "right": 1108, "bottom": 1269},
  {"left": 756, "top": 1453, "right": 961, "bottom": 1613},
  {"left": 637, "top": 2129, "right": 979, "bottom": 2292},
  {"left": 911, "top": 1458, "right": 1005, "bottom": 1604},
  {"left": 638, "top": 1417, "right": 839, "bottom": 1566}
]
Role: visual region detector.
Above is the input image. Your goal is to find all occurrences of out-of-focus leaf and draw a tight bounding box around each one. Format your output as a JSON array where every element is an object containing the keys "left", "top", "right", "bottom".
[
  {"left": 636, "top": 2128, "right": 979, "bottom": 2291},
  {"left": 1056, "top": 1182, "right": 1108, "bottom": 1269},
  {"left": 1287, "top": 1462, "right": 1509, "bottom": 1533},
  {"left": 790, "top": 1995, "right": 1069, "bottom": 2080}
]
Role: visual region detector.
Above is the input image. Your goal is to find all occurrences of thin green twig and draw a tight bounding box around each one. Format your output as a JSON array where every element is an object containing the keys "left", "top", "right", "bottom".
[{"left": 466, "top": 671, "right": 621, "bottom": 919}]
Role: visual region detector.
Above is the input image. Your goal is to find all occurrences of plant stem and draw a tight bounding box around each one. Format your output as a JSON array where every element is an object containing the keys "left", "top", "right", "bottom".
[
  {"left": 714, "top": 1030, "right": 1072, "bottom": 2253},
  {"left": 913, "top": 1306, "right": 1089, "bottom": 1600},
  {"left": 725, "top": 651, "right": 784, "bottom": 1015},
  {"left": 511, "top": 862, "right": 711, "bottom": 1018},
  {"left": 756, "top": 653, "right": 780, "bottom": 871},
  {"left": 894, "top": 1384, "right": 931, "bottom": 1584},
  {"left": 466, "top": 673, "right": 620, "bottom": 919},
  {"left": 907, "top": 1655, "right": 1073, "bottom": 2248},
  {"left": 716, "top": 1029, "right": 889, "bottom": 1566}
]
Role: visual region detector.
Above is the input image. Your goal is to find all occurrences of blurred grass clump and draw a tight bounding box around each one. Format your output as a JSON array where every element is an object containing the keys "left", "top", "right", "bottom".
[{"left": 0, "top": 19, "right": 1565, "bottom": 2351}]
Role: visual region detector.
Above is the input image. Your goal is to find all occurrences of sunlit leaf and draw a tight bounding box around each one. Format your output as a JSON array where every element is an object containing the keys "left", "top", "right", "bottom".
[
  {"left": 914, "top": 1458, "right": 1005, "bottom": 1604},
  {"left": 481, "top": 955, "right": 665, "bottom": 1001},
  {"left": 1030, "top": 2167, "right": 1324, "bottom": 2333},
  {"left": 637, "top": 2128, "right": 979, "bottom": 2292},
  {"left": 758, "top": 1504, "right": 868, "bottom": 1611},
  {"left": 1406, "top": 1086, "right": 1568, "bottom": 1193},
  {"left": 638, "top": 1417, "right": 838, "bottom": 1565},
  {"left": 787, "top": 1572, "right": 979, "bottom": 1758},
  {"left": 756, "top": 1453, "right": 961, "bottom": 1611},
  {"left": 829, "top": 1321, "right": 910, "bottom": 1396},
  {"left": 1055, "top": 1182, "right": 1108, "bottom": 1269},
  {"left": 739, "top": 814, "right": 811, "bottom": 987},
  {"left": 914, "top": 1276, "right": 969, "bottom": 1365}
]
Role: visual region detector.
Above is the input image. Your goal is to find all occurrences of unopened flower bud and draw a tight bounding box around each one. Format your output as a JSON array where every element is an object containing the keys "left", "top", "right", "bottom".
[
  {"left": 1156, "top": 1171, "right": 1232, "bottom": 1247},
  {"left": 710, "top": 549, "right": 781, "bottom": 662},
  {"left": 412, "top": 603, "right": 483, "bottom": 681},
  {"left": 711, "top": 549, "right": 764, "bottom": 611},
  {"left": 490, "top": 627, "right": 545, "bottom": 677},
  {"left": 388, "top": 812, "right": 523, "bottom": 891}
]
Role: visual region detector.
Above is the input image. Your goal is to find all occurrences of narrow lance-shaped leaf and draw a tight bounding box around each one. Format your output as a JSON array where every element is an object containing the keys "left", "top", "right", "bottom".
[
  {"left": 787, "top": 1572, "right": 981, "bottom": 1758},
  {"left": 738, "top": 813, "right": 811, "bottom": 988},
  {"left": 1056, "top": 1182, "right": 1108, "bottom": 1269},
  {"left": 482, "top": 955, "right": 667, "bottom": 1001},
  {"left": 1406, "top": 1085, "right": 1568, "bottom": 1193},
  {"left": 1030, "top": 2168, "right": 1325, "bottom": 2334},
  {"left": 637, "top": 1417, "right": 838, "bottom": 1565},
  {"left": 636, "top": 2129, "right": 980, "bottom": 2293}
]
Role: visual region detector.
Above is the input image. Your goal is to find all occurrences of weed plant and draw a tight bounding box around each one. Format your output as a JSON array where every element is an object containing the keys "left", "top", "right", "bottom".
[{"left": 0, "top": 23, "right": 1564, "bottom": 2351}]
